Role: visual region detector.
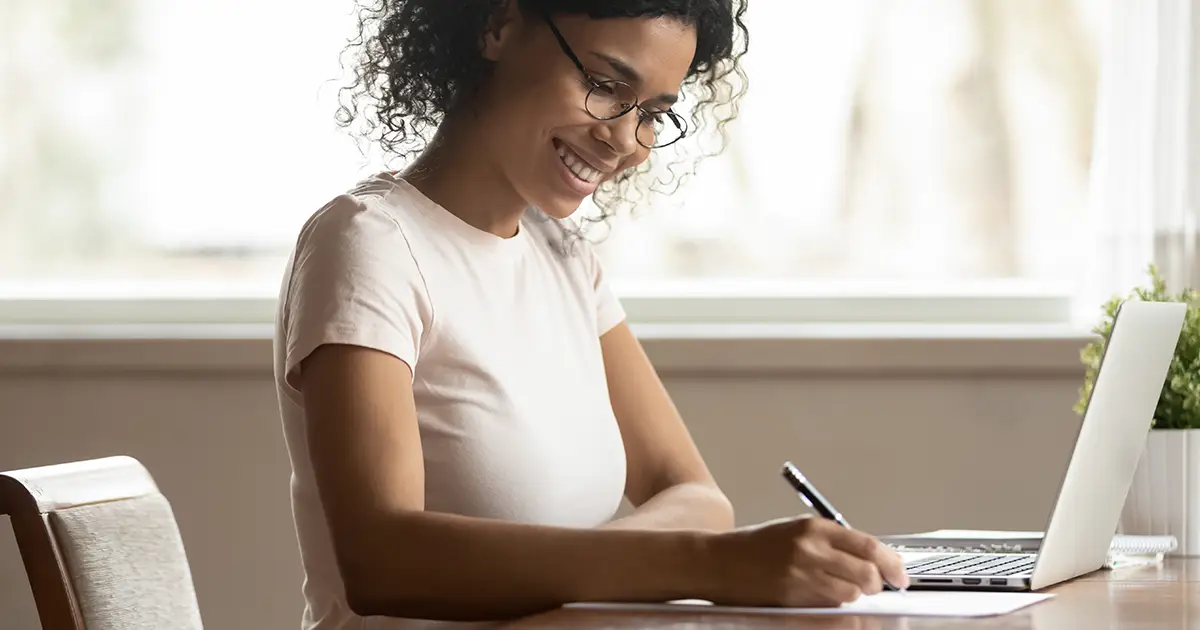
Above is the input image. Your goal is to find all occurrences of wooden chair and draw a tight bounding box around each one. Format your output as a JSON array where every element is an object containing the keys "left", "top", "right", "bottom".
[{"left": 0, "top": 455, "right": 204, "bottom": 629}]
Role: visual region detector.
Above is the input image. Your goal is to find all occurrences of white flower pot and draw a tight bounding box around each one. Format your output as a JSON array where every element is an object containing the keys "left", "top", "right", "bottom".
[{"left": 1119, "top": 428, "right": 1200, "bottom": 556}]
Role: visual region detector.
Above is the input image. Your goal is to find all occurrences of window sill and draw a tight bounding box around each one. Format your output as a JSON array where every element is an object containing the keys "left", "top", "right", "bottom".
[
  {"left": 0, "top": 322, "right": 1092, "bottom": 377},
  {"left": 0, "top": 280, "right": 1074, "bottom": 325}
]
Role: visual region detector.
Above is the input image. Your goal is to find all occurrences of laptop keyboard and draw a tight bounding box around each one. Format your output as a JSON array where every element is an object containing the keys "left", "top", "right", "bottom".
[{"left": 906, "top": 554, "right": 1036, "bottom": 576}]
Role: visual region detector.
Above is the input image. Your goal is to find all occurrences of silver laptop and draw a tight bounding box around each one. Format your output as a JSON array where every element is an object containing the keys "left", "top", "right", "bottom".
[{"left": 898, "top": 300, "right": 1186, "bottom": 591}]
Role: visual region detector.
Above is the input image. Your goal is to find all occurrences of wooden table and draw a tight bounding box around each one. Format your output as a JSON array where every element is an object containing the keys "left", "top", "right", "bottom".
[{"left": 502, "top": 559, "right": 1200, "bottom": 629}]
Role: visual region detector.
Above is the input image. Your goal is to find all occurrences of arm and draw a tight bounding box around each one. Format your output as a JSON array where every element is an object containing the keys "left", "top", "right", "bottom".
[
  {"left": 598, "top": 322, "right": 735, "bottom": 532},
  {"left": 300, "top": 343, "right": 713, "bottom": 621}
]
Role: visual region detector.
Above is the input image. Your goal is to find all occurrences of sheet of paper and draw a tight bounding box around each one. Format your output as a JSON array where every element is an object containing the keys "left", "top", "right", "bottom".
[{"left": 565, "top": 591, "right": 1054, "bottom": 618}]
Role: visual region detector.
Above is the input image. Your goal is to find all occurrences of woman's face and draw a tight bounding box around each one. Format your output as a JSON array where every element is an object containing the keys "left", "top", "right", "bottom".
[{"left": 476, "top": 11, "right": 697, "bottom": 219}]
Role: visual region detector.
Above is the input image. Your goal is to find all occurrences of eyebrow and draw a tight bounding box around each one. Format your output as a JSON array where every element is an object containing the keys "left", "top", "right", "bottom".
[{"left": 589, "top": 51, "right": 679, "bottom": 106}]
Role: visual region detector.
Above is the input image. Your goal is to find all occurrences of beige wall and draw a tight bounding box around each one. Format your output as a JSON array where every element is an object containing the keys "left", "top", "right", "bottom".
[{"left": 0, "top": 329, "right": 1088, "bottom": 629}]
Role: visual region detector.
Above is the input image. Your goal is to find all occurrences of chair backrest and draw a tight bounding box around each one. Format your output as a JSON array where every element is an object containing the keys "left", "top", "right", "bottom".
[{"left": 0, "top": 456, "right": 204, "bottom": 630}]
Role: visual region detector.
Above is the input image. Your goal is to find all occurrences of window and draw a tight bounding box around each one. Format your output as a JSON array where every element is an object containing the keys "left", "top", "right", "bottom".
[{"left": 0, "top": 1, "right": 1106, "bottom": 325}]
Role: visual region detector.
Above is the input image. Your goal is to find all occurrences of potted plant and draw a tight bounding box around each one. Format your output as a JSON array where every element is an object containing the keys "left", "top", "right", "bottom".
[{"left": 1076, "top": 265, "right": 1200, "bottom": 554}]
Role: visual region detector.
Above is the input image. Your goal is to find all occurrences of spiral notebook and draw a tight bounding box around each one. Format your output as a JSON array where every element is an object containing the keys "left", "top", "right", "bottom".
[{"left": 880, "top": 529, "right": 1177, "bottom": 568}]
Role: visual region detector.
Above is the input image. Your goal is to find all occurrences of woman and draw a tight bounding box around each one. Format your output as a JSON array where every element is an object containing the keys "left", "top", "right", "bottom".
[{"left": 272, "top": 1, "right": 908, "bottom": 628}]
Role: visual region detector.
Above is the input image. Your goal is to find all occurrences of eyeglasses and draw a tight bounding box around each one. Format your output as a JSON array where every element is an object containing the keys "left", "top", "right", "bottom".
[{"left": 543, "top": 16, "right": 688, "bottom": 149}]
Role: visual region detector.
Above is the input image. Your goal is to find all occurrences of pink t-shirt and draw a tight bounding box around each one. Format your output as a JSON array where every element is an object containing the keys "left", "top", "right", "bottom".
[{"left": 273, "top": 173, "right": 629, "bottom": 630}]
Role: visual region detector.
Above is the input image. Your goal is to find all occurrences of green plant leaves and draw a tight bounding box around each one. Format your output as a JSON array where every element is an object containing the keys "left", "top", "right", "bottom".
[{"left": 1076, "top": 265, "right": 1199, "bottom": 429}]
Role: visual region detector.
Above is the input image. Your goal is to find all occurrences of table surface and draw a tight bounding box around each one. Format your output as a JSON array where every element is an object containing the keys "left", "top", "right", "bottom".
[{"left": 500, "top": 559, "right": 1200, "bottom": 629}]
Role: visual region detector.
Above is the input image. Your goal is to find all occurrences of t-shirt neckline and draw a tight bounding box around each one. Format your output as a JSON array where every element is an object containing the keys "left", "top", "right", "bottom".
[{"left": 382, "top": 173, "right": 531, "bottom": 252}]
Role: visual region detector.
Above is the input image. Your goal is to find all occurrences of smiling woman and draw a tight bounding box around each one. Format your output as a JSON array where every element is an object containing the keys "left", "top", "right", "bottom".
[
  {"left": 273, "top": 2, "right": 913, "bottom": 630},
  {"left": 334, "top": 0, "right": 744, "bottom": 230}
]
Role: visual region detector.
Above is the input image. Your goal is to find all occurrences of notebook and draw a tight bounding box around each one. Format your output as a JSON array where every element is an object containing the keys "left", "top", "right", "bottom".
[{"left": 880, "top": 529, "right": 1177, "bottom": 568}]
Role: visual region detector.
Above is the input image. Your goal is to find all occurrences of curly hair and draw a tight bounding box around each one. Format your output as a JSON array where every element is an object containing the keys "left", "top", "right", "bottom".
[{"left": 336, "top": 0, "right": 749, "bottom": 234}]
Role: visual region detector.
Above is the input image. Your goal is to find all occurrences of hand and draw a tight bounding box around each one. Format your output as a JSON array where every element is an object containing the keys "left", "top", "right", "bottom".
[{"left": 700, "top": 516, "right": 910, "bottom": 607}]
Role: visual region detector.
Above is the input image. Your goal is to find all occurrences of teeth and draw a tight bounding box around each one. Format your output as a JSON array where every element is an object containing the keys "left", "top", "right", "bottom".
[{"left": 557, "top": 143, "right": 602, "bottom": 184}]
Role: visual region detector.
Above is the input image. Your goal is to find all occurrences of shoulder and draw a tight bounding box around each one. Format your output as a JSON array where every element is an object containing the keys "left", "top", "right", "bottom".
[
  {"left": 294, "top": 173, "right": 423, "bottom": 254},
  {"left": 283, "top": 175, "right": 435, "bottom": 320},
  {"left": 276, "top": 175, "right": 436, "bottom": 384}
]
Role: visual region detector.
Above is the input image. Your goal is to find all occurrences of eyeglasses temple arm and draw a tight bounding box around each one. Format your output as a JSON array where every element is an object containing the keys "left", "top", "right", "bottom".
[{"left": 541, "top": 15, "right": 595, "bottom": 84}]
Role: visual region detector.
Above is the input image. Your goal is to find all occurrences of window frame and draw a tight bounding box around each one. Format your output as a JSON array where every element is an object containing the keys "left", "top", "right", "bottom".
[{"left": 0, "top": 278, "right": 1077, "bottom": 328}]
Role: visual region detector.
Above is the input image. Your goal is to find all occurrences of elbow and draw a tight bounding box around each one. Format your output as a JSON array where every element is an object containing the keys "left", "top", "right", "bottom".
[
  {"left": 331, "top": 530, "right": 406, "bottom": 617},
  {"left": 339, "top": 557, "right": 391, "bottom": 617},
  {"left": 341, "top": 561, "right": 426, "bottom": 618},
  {"left": 343, "top": 570, "right": 481, "bottom": 621},
  {"left": 328, "top": 513, "right": 457, "bottom": 619},
  {"left": 336, "top": 535, "right": 441, "bottom": 619},
  {"left": 344, "top": 572, "right": 435, "bottom": 619},
  {"left": 344, "top": 584, "right": 384, "bottom": 618}
]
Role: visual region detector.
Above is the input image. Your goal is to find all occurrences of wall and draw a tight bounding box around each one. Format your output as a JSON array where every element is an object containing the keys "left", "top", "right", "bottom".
[{"left": 0, "top": 327, "right": 1089, "bottom": 629}]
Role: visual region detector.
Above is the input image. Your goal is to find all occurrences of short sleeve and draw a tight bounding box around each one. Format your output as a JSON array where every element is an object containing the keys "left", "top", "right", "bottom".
[
  {"left": 281, "top": 195, "right": 431, "bottom": 388},
  {"left": 585, "top": 243, "right": 627, "bottom": 336}
]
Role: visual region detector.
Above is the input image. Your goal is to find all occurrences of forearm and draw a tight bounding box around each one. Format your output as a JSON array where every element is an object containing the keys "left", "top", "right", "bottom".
[
  {"left": 337, "top": 509, "right": 713, "bottom": 620},
  {"left": 602, "top": 482, "right": 735, "bottom": 532}
]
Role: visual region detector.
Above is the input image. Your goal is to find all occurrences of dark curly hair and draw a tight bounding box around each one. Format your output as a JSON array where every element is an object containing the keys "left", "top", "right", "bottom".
[{"left": 336, "top": 0, "right": 749, "bottom": 233}]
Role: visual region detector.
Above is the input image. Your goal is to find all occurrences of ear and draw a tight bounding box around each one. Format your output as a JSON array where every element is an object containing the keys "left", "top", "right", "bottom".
[{"left": 481, "top": 1, "right": 524, "bottom": 61}]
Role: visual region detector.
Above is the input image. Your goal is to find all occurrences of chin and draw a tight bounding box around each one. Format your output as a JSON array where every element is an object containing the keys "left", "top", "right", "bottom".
[{"left": 524, "top": 181, "right": 589, "bottom": 220}]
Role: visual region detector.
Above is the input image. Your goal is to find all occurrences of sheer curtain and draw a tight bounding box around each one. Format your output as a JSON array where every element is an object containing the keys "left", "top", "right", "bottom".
[{"left": 1081, "top": 0, "right": 1199, "bottom": 316}]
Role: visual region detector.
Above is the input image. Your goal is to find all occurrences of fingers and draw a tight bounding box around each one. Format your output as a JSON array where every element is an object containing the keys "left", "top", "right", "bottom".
[
  {"left": 795, "top": 526, "right": 881, "bottom": 597},
  {"left": 822, "top": 523, "right": 880, "bottom": 560},
  {"left": 821, "top": 548, "right": 886, "bottom": 595},
  {"left": 839, "top": 535, "right": 907, "bottom": 590},
  {"left": 805, "top": 519, "right": 910, "bottom": 591},
  {"left": 809, "top": 570, "right": 864, "bottom": 606},
  {"left": 874, "top": 544, "right": 910, "bottom": 590}
]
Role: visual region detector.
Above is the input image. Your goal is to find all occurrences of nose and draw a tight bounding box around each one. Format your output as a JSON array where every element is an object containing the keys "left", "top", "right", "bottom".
[{"left": 591, "top": 112, "right": 640, "bottom": 157}]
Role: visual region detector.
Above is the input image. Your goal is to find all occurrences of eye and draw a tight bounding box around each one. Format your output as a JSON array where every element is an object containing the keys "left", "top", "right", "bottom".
[
  {"left": 591, "top": 82, "right": 619, "bottom": 97},
  {"left": 639, "top": 109, "right": 668, "bottom": 125}
]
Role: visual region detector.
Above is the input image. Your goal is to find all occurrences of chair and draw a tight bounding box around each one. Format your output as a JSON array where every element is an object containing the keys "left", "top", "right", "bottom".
[{"left": 0, "top": 455, "right": 204, "bottom": 629}]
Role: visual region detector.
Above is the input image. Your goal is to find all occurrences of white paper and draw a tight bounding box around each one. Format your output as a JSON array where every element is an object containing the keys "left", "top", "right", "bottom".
[{"left": 565, "top": 591, "right": 1054, "bottom": 618}]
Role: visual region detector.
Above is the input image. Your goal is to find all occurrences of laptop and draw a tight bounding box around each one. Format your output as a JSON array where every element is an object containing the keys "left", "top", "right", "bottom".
[{"left": 897, "top": 300, "right": 1187, "bottom": 591}]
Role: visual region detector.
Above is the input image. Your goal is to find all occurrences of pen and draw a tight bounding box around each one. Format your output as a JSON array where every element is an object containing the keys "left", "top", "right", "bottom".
[{"left": 781, "top": 461, "right": 904, "bottom": 592}]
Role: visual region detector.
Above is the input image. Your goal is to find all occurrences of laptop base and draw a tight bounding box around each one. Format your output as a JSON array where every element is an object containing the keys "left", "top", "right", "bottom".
[{"left": 903, "top": 552, "right": 1036, "bottom": 591}]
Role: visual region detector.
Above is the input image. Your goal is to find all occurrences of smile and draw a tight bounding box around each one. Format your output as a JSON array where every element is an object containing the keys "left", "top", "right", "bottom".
[{"left": 556, "top": 142, "right": 603, "bottom": 184}]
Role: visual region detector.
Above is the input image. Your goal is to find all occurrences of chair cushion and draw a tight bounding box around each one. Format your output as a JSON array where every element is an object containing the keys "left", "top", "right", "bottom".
[{"left": 50, "top": 493, "right": 204, "bottom": 629}]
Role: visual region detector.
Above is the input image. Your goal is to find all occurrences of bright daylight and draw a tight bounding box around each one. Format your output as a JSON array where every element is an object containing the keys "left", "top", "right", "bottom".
[{"left": 3, "top": 0, "right": 1104, "bottom": 294}]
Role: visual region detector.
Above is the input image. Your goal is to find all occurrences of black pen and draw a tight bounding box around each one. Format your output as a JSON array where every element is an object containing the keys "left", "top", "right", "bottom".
[{"left": 781, "top": 461, "right": 904, "bottom": 592}]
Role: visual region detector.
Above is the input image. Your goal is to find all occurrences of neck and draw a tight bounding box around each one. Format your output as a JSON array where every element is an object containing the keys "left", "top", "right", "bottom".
[{"left": 401, "top": 113, "right": 528, "bottom": 239}]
